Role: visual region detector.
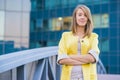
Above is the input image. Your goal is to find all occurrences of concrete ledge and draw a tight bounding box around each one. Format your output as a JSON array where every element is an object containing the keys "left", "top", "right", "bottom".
[{"left": 98, "top": 74, "right": 120, "bottom": 80}]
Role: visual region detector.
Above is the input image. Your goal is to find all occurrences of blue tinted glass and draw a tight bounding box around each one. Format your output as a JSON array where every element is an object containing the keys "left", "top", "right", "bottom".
[{"left": 0, "top": 0, "right": 5, "bottom": 10}]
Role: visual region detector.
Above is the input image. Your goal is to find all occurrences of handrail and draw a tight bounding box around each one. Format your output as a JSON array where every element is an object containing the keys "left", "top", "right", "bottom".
[
  {"left": 0, "top": 46, "right": 58, "bottom": 73},
  {"left": 0, "top": 46, "right": 106, "bottom": 80},
  {"left": 97, "top": 59, "right": 107, "bottom": 74}
]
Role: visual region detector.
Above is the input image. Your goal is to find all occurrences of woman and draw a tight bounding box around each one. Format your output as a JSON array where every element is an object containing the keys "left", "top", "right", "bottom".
[{"left": 57, "top": 5, "right": 100, "bottom": 80}]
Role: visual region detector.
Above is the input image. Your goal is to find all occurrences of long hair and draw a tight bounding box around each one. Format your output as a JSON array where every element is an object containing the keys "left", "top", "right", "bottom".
[{"left": 71, "top": 5, "right": 93, "bottom": 37}]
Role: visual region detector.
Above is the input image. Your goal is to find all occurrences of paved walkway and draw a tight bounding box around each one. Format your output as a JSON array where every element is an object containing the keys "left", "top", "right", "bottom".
[{"left": 98, "top": 74, "right": 120, "bottom": 80}]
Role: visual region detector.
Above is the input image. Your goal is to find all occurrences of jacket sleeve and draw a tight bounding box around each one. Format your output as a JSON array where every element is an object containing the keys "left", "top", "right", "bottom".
[
  {"left": 57, "top": 32, "right": 69, "bottom": 64},
  {"left": 88, "top": 33, "right": 100, "bottom": 63}
]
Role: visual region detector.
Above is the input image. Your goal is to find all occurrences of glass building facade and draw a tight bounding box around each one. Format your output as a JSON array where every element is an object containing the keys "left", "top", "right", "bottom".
[
  {"left": 0, "top": 0, "right": 120, "bottom": 74},
  {"left": 0, "top": 0, "right": 30, "bottom": 54},
  {"left": 30, "top": 0, "right": 120, "bottom": 74}
]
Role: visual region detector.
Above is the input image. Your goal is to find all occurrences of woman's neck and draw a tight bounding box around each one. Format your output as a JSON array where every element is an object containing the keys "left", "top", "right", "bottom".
[{"left": 76, "top": 26, "right": 85, "bottom": 38}]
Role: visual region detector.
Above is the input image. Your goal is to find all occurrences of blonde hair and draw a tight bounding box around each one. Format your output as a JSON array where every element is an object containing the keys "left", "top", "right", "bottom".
[{"left": 71, "top": 5, "right": 93, "bottom": 37}]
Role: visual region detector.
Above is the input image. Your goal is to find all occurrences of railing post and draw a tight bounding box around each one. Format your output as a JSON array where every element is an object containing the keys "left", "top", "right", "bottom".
[
  {"left": 56, "top": 63, "right": 61, "bottom": 80},
  {"left": 12, "top": 68, "right": 17, "bottom": 80},
  {"left": 33, "top": 59, "right": 46, "bottom": 80},
  {"left": 17, "top": 65, "right": 26, "bottom": 80}
]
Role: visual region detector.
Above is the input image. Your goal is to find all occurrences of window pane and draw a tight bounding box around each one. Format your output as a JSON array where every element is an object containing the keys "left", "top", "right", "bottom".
[
  {"left": 47, "top": 41, "right": 58, "bottom": 46},
  {"left": 100, "top": 38, "right": 109, "bottom": 52},
  {"left": 22, "top": 13, "right": 30, "bottom": 37},
  {"left": 4, "top": 41, "right": 15, "bottom": 53},
  {"left": 69, "top": 0, "right": 77, "bottom": 7},
  {"left": 0, "top": 0, "right": 5, "bottom": 10},
  {"left": 40, "top": 17, "right": 72, "bottom": 31},
  {"left": 31, "top": 0, "right": 37, "bottom": 11},
  {"left": 23, "top": 0, "right": 31, "bottom": 11},
  {"left": 21, "top": 13, "right": 30, "bottom": 49},
  {"left": 93, "top": 14, "right": 101, "bottom": 28},
  {"left": 101, "top": 14, "right": 109, "bottom": 28},
  {"left": 4, "top": 37, "right": 21, "bottom": 48},
  {"left": 92, "top": 14, "right": 109, "bottom": 28},
  {"left": 61, "top": 0, "right": 69, "bottom": 8},
  {"left": 5, "top": 12, "right": 21, "bottom": 37},
  {"left": 36, "top": 19, "right": 43, "bottom": 31},
  {"left": 45, "top": 0, "right": 55, "bottom": 9},
  {"left": 63, "top": 17, "right": 72, "bottom": 30},
  {"left": 78, "top": 0, "right": 109, "bottom": 5},
  {"left": 6, "top": 0, "right": 22, "bottom": 11},
  {"left": 21, "top": 38, "right": 29, "bottom": 49},
  {"left": 0, "top": 41, "right": 4, "bottom": 55},
  {"left": 51, "top": 17, "right": 71, "bottom": 31},
  {"left": 0, "top": 11, "right": 5, "bottom": 39},
  {"left": 36, "top": 0, "right": 45, "bottom": 10},
  {"left": 4, "top": 37, "right": 21, "bottom": 46},
  {"left": 30, "top": 20, "right": 36, "bottom": 32}
]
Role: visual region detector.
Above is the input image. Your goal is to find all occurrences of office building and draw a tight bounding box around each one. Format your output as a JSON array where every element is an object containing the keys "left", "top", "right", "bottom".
[
  {"left": 0, "top": 0, "right": 120, "bottom": 74},
  {"left": 30, "top": 0, "right": 120, "bottom": 74}
]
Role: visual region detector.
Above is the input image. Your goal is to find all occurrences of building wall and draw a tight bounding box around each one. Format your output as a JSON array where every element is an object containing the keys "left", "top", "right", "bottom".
[
  {"left": 0, "top": 0, "right": 31, "bottom": 55},
  {"left": 30, "top": 0, "right": 120, "bottom": 74}
]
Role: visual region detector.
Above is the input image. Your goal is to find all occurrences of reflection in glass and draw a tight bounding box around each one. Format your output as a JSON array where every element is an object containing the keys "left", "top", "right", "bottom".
[
  {"left": 92, "top": 14, "right": 109, "bottom": 28},
  {"left": 30, "top": 20, "right": 36, "bottom": 32},
  {"left": 46, "top": 17, "right": 72, "bottom": 31},
  {"left": 55, "top": 17, "right": 63, "bottom": 30},
  {"left": 45, "top": 0, "right": 56, "bottom": 9},
  {"left": 78, "top": 0, "right": 109, "bottom": 5},
  {"left": 101, "top": 14, "right": 109, "bottom": 28},
  {"left": 36, "top": 19, "right": 43, "bottom": 31},
  {"left": 63, "top": 17, "right": 72, "bottom": 30},
  {"left": 69, "top": 0, "right": 78, "bottom": 7},
  {"left": 30, "top": 42, "right": 36, "bottom": 48},
  {"left": 100, "top": 38, "right": 109, "bottom": 52},
  {"left": 61, "top": 0, "right": 69, "bottom": 8},
  {"left": 47, "top": 41, "right": 58, "bottom": 46},
  {"left": 43, "top": 0, "right": 109, "bottom": 10},
  {"left": 35, "top": 19, "right": 49, "bottom": 31},
  {"left": 92, "top": 14, "right": 101, "bottom": 28},
  {"left": 4, "top": 41, "right": 15, "bottom": 53},
  {"left": 36, "top": 0, "right": 45, "bottom": 10},
  {"left": 31, "top": 0, "right": 37, "bottom": 10}
]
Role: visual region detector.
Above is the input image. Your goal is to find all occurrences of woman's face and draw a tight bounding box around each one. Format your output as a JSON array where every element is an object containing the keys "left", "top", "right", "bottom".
[{"left": 76, "top": 8, "right": 88, "bottom": 27}]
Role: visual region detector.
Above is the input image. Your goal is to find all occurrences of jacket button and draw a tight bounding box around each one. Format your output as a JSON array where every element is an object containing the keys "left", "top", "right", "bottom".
[{"left": 81, "top": 40, "right": 84, "bottom": 42}]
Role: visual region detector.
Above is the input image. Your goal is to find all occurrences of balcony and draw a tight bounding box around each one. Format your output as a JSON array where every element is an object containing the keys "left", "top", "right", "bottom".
[{"left": 0, "top": 46, "right": 119, "bottom": 80}]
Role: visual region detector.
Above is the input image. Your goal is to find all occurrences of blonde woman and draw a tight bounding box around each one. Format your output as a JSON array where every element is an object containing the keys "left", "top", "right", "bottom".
[{"left": 57, "top": 5, "right": 100, "bottom": 80}]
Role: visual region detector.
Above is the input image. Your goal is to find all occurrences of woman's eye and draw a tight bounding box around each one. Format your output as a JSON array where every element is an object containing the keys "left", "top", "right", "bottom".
[{"left": 78, "top": 14, "right": 82, "bottom": 16}]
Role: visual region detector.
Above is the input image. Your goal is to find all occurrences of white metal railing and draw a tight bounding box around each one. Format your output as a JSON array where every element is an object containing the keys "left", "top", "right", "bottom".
[
  {"left": 0, "top": 46, "right": 61, "bottom": 80},
  {"left": 0, "top": 46, "right": 106, "bottom": 80}
]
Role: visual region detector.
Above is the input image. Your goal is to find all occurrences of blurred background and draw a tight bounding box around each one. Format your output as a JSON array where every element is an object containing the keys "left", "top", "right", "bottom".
[{"left": 0, "top": 0, "right": 120, "bottom": 75}]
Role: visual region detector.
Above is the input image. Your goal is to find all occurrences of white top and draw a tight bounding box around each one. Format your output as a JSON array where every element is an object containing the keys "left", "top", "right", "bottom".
[{"left": 70, "top": 39, "right": 83, "bottom": 80}]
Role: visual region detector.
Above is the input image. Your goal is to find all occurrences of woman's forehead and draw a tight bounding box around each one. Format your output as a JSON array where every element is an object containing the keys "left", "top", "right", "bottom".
[{"left": 76, "top": 8, "right": 85, "bottom": 14}]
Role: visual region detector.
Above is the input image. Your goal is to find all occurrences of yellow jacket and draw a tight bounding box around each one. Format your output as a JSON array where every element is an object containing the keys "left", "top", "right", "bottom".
[{"left": 58, "top": 31, "right": 100, "bottom": 80}]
